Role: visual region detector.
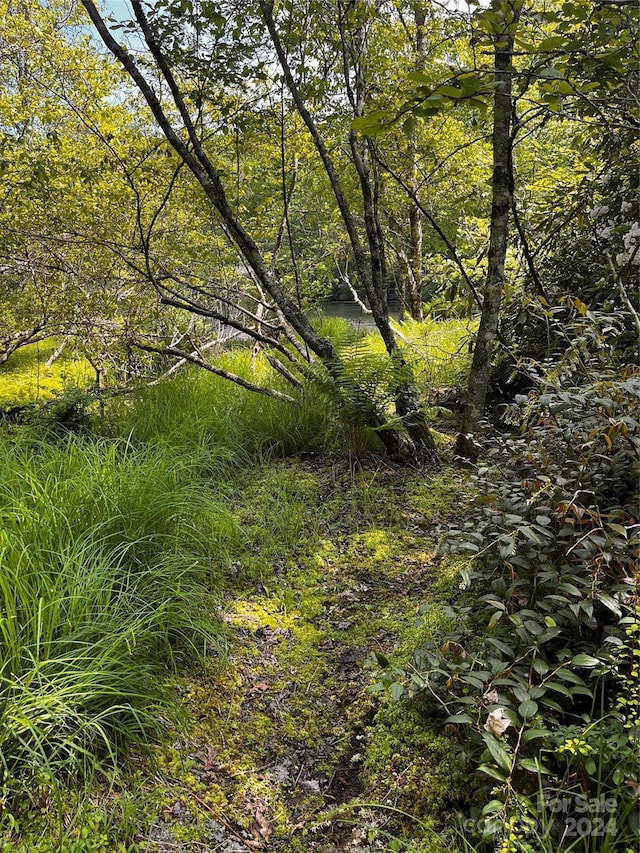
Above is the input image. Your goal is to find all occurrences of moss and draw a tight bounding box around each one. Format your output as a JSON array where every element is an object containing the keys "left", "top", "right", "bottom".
[
  {"left": 362, "top": 700, "right": 467, "bottom": 822},
  {"left": 404, "top": 468, "right": 469, "bottom": 519}
]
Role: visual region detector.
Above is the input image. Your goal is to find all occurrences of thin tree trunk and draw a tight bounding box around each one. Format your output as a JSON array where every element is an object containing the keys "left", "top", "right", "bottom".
[
  {"left": 262, "top": 0, "right": 437, "bottom": 461},
  {"left": 455, "top": 13, "right": 518, "bottom": 460},
  {"left": 81, "top": 0, "right": 337, "bottom": 369},
  {"left": 407, "top": 7, "right": 426, "bottom": 322}
]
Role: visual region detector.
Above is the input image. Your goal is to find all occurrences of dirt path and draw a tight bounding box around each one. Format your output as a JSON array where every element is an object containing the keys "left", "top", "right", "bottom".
[{"left": 141, "top": 461, "right": 464, "bottom": 853}]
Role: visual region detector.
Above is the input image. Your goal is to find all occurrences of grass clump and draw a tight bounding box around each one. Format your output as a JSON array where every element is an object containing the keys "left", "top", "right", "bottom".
[
  {"left": 110, "top": 351, "right": 340, "bottom": 464},
  {"left": 0, "top": 433, "right": 229, "bottom": 824}
]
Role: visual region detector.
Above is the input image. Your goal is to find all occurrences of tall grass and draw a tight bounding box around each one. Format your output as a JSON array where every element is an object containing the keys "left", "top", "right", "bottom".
[
  {"left": 0, "top": 433, "right": 234, "bottom": 808},
  {"left": 110, "top": 350, "right": 341, "bottom": 462}
]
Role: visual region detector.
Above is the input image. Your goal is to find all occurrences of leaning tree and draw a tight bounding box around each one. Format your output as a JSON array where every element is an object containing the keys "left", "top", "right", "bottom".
[{"left": 78, "top": 0, "right": 440, "bottom": 461}]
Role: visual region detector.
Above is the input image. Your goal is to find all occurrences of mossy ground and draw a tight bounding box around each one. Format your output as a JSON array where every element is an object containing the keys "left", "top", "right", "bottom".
[
  {"left": 0, "top": 332, "right": 473, "bottom": 853},
  {"left": 124, "top": 458, "right": 468, "bottom": 853},
  {"left": 3, "top": 455, "right": 470, "bottom": 853}
]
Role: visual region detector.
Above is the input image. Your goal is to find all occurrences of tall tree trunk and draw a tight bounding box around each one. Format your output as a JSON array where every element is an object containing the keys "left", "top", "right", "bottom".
[
  {"left": 455, "top": 10, "right": 518, "bottom": 461},
  {"left": 407, "top": 6, "right": 426, "bottom": 322},
  {"left": 262, "top": 0, "right": 437, "bottom": 462}
]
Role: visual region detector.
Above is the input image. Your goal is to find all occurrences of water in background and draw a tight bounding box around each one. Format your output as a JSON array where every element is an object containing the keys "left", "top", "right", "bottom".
[{"left": 313, "top": 301, "right": 402, "bottom": 331}]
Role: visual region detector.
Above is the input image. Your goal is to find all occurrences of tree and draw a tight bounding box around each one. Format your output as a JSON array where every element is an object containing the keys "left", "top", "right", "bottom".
[
  {"left": 78, "top": 0, "right": 439, "bottom": 460},
  {"left": 0, "top": 0, "right": 177, "bottom": 377},
  {"left": 455, "top": 0, "right": 521, "bottom": 460}
]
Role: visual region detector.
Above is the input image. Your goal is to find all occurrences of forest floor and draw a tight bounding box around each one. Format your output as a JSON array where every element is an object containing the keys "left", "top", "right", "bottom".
[{"left": 137, "top": 454, "right": 470, "bottom": 853}]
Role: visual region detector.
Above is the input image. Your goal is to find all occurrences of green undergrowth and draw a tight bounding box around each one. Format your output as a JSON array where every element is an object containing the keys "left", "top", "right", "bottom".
[
  {"left": 107, "top": 352, "right": 342, "bottom": 462},
  {"left": 0, "top": 322, "right": 475, "bottom": 852},
  {"left": 0, "top": 425, "right": 472, "bottom": 851},
  {"left": 0, "top": 432, "right": 236, "bottom": 843},
  {"left": 104, "top": 460, "right": 472, "bottom": 853}
]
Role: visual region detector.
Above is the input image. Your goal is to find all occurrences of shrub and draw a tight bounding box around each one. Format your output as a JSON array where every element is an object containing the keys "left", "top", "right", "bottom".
[{"left": 376, "top": 365, "right": 640, "bottom": 851}]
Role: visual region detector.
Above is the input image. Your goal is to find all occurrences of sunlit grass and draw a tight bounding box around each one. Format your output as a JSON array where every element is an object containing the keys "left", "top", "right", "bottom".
[
  {"left": 110, "top": 349, "right": 340, "bottom": 462},
  {"left": 0, "top": 339, "right": 93, "bottom": 409},
  {"left": 393, "top": 317, "right": 475, "bottom": 389}
]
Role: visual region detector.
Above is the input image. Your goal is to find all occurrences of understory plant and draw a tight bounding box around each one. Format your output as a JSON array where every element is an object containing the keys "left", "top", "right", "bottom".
[
  {"left": 0, "top": 433, "right": 230, "bottom": 829},
  {"left": 377, "top": 352, "right": 639, "bottom": 851}
]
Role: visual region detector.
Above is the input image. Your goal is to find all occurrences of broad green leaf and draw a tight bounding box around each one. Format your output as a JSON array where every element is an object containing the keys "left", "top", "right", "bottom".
[
  {"left": 482, "top": 732, "right": 512, "bottom": 772},
  {"left": 539, "top": 67, "right": 565, "bottom": 80},
  {"left": 518, "top": 699, "right": 539, "bottom": 719},
  {"left": 478, "top": 763, "right": 508, "bottom": 782},
  {"left": 538, "top": 36, "right": 569, "bottom": 51},
  {"left": 446, "top": 713, "right": 474, "bottom": 724},
  {"left": 572, "top": 654, "right": 601, "bottom": 668}
]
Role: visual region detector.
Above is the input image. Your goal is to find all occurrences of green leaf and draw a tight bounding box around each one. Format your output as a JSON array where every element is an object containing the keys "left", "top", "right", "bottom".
[
  {"left": 402, "top": 116, "right": 417, "bottom": 137},
  {"left": 407, "top": 71, "right": 432, "bottom": 86},
  {"left": 482, "top": 799, "right": 505, "bottom": 816},
  {"left": 518, "top": 756, "right": 553, "bottom": 774},
  {"left": 572, "top": 654, "right": 601, "bottom": 668},
  {"left": 518, "top": 757, "right": 542, "bottom": 773},
  {"left": 446, "top": 713, "right": 473, "bottom": 724},
  {"left": 482, "top": 732, "right": 512, "bottom": 771},
  {"left": 557, "top": 80, "right": 574, "bottom": 95},
  {"left": 437, "top": 85, "right": 464, "bottom": 99},
  {"left": 351, "top": 111, "right": 391, "bottom": 133},
  {"left": 558, "top": 582, "right": 582, "bottom": 597},
  {"left": 514, "top": 38, "right": 536, "bottom": 53},
  {"left": 478, "top": 763, "right": 508, "bottom": 782},
  {"left": 391, "top": 682, "right": 405, "bottom": 701},
  {"left": 531, "top": 658, "right": 549, "bottom": 675},
  {"left": 598, "top": 594, "right": 622, "bottom": 617},
  {"left": 374, "top": 651, "right": 390, "bottom": 668},
  {"left": 488, "top": 610, "right": 503, "bottom": 630},
  {"left": 538, "top": 36, "right": 569, "bottom": 51},
  {"left": 545, "top": 681, "right": 572, "bottom": 697},
  {"left": 518, "top": 699, "right": 539, "bottom": 719},
  {"left": 523, "top": 728, "right": 550, "bottom": 742},
  {"left": 539, "top": 67, "right": 565, "bottom": 80}
]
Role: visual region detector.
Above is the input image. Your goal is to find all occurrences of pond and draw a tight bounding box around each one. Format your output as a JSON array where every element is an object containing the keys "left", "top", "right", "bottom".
[{"left": 312, "top": 301, "right": 402, "bottom": 331}]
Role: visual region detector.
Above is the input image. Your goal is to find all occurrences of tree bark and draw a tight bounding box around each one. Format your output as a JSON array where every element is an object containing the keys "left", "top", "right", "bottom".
[{"left": 455, "top": 11, "right": 518, "bottom": 461}]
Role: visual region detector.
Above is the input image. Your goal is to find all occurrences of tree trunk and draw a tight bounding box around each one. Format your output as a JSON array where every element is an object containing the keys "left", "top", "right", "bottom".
[
  {"left": 263, "top": 0, "right": 437, "bottom": 462},
  {"left": 455, "top": 12, "right": 518, "bottom": 461},
  {"left": 407, "top": 7, "right": 426, "bottom": 322}
]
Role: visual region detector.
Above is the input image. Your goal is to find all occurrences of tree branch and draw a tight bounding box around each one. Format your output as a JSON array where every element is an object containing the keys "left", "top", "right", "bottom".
[{"left": 133, "top": 339, "right": 298, "bottom": 404}]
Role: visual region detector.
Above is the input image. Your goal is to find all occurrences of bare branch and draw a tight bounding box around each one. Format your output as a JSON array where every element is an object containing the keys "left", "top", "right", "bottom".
[{"left": 133, "top": 339, "right": 299, "bottom": 404}]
